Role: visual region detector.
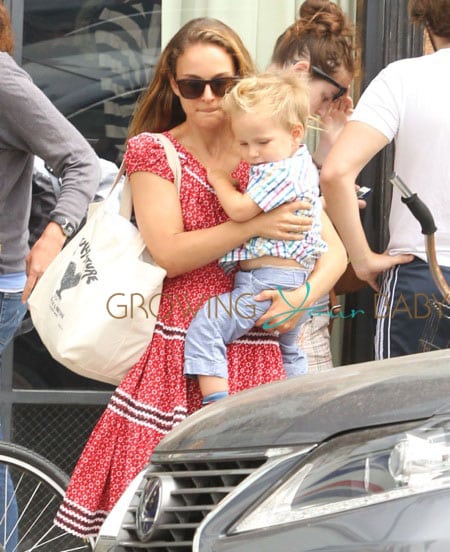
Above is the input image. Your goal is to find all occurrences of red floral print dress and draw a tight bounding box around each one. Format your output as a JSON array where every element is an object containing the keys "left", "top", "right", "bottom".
[{"left": 55, "top": 132, "right": 285, "bottom": 537}]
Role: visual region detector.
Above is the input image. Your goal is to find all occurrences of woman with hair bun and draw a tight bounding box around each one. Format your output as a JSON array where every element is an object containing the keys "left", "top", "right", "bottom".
[
  {"left": 271, "top": 0, "right": 355, "bottom": 159},
  {"left": 264, "top": 0, "right": 357, "bottom": 371}
]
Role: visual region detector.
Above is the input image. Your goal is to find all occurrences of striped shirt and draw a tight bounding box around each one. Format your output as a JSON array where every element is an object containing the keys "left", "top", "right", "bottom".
[{"left": 221, "top": 145, "right": 327, "bottom": 272}]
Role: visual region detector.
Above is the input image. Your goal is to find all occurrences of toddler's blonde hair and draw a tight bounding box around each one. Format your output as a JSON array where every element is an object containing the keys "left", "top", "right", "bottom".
[{"left": 222, "top": 72, "right": 310, "bottom": 131}]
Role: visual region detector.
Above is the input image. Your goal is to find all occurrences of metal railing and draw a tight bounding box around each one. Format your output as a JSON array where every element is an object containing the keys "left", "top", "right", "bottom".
[{"left": 1, "top": 340, "right": 112, "bottom": 475}]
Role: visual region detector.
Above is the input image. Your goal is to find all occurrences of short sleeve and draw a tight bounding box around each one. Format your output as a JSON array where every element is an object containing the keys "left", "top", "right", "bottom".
[
  {"left": 351, "top": 64, "right": 401, "bottom": 142},
  {"left": 124, "top": 132, "right": 175, "bottom": 183},
  {"left": 247, "top": 163, "right": 295, "bottom": 212}
]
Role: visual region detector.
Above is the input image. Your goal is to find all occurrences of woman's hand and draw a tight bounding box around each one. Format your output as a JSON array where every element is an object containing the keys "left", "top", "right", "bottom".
[
  {"left": 314, "top": 95, "right": 354, "bottom": 167},
  {"left": 355, "top": 183, "right": 368, "bottom": 210},
  {"left": 249, "top": 200, "right": 313, "bottom": 241},
  {"left": 254, "top": 209, "right": 348, "bottom": 333},
  {"left": 254, "top": 284, "right": 312, "bottom": 333}
]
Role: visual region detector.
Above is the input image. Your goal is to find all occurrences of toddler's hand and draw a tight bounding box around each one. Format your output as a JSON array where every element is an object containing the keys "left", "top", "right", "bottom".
[{"left": 207, "top": 168, "right": 239, "bottom": 189}]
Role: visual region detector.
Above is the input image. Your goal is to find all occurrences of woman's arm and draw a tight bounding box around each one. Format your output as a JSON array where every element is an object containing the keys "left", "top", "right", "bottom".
[
  {"left": 255, "top": 210, "right": 347, "bottom": 333},
  {"left": 131, "top": 171, "right": 312, "bottom": 278},
  {"left": 312, "top": 94, "right": 354, "bottom": 168}
]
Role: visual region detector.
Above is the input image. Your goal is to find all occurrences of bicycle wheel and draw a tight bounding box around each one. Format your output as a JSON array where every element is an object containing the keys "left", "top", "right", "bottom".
[
  {"left": 0, "top": 442, "right": 93, "bottom": 552},
  {"left": 418, "top": 297, "right": 450, "bottom": 352}
]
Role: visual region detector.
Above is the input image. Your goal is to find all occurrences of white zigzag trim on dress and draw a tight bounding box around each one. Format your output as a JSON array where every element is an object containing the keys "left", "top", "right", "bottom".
[
  {"left": 108, "top": 403, "right": 186, "bottom": 432},
  {"left": 114, "top": 388, "right": 187, "bottom": 420},
  {"left": 109, "top": 397, "right": 186, "bottom": 431},
  {"left": 55, "top": 516, "right": 104, "bottom": 538},
  {"left": 154, "top": 321, "right": 186, "bottom": 341},
  {"left": 154, "top": 327, "right": 185, "bottom": 341},
  {"left": 54, "top": 521, "right": 100, "bottom": 539},
  {"left": 111, "top": 388, "right": 188, "bottom": 425},
  {"left": 185, "top": 165, "right": 214, "bottom": 193},
  {"left": 55, "top": 499, "right": 108, "bottom": 537},
  {"left": 109, "top": 389, "right": 187, "bottom": 431},
  {"left": 234, "top": 330, "right": 280, "bottom": 346},
  {"left": 58, "top": 497, "right": 109, "bottom": 519},
  {"left": 234, "top": 337, "right": 280, "bottom": 346}
]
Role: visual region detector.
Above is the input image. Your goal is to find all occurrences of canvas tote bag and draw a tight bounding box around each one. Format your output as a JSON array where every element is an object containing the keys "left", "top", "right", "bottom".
[{"left": 28, "top": 133, "right": 181, "bottom": 385}]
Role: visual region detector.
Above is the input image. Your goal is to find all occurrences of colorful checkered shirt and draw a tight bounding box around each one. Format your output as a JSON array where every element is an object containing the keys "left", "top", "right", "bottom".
[{"left": 221, "top": 145, "right": 327, "bottom": 273}]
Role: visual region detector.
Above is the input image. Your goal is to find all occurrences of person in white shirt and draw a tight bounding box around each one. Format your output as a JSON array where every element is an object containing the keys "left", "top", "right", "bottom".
[{"left": 321, "top": 0, "right": 450, "bottom": 358}]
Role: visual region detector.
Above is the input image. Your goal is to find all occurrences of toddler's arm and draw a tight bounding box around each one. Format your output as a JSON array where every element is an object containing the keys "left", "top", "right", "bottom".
[{"left": 207, "top": 168, "right": 262, "bottom": 222}]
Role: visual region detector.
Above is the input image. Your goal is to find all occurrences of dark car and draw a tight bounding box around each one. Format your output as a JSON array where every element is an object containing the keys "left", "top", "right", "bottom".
[{"left": 93, "top": 348, "right": 450, "bottom": 552}]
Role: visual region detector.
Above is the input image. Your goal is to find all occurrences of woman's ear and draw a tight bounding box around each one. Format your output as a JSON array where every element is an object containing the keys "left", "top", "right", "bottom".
[
  {"left": 169, "top": 74, "right": 180, "bottom": 98},
  {"left": 292, "top": 59, "right": 310, "bottom": 75}
]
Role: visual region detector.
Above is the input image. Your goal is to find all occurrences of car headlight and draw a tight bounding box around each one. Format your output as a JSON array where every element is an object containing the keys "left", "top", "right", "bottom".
[{"left": 231, "top": 417, "right": 450, "bottom": 534}]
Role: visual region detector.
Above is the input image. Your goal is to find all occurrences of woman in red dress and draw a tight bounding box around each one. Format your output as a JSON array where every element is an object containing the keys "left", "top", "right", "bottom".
[{"left": 55, "top": 17, "right": 346, "bottom": 537}]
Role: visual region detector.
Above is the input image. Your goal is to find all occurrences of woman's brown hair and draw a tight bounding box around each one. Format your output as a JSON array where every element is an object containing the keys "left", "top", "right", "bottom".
[
  {"left": 128, "top": 17, "right": 255, "bottom": 138},
  {"left": 409, "top": 0, "right": 450, "bottom": 38},
  {"left": 271, "top": 0, "right": 355, "bottom": 79},
  {"left": 0, "top": 2, "right": 14, "bottom": 54}
]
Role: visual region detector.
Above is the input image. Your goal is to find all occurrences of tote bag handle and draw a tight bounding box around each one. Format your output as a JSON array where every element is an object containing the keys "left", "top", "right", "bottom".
[{"left": 106, "top": 133, "right": 182, "bottom": 220}]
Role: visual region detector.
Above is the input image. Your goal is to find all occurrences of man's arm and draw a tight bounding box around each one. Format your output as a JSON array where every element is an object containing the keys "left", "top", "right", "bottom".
[
  {"left": 207, "top": 168, "right": 262, "bottom": 222},
  {"left": 14, "top": 70, "right": 101, "bottom": 300}
]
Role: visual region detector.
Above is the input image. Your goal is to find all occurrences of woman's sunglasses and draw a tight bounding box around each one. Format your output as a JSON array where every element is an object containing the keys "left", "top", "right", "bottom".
[
  {"left": 175, "top": 77, "right": 240, "bottom": 99},
  {"left": 311, "top": 65, "right": 347, "bottom": 102}
]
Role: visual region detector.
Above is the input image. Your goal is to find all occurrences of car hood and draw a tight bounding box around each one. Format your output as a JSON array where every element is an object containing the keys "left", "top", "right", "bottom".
[{"left": 157, "top": 349, "right": 450, "bottom": 452}]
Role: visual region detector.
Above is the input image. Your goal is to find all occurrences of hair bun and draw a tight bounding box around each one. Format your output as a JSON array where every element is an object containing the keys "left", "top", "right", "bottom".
[{"left": 299, "top": 0, "right": 350, "bottom": 38}]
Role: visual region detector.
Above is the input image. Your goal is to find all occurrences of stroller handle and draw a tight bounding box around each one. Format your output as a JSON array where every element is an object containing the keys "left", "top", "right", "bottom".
[
  {"left": 389, "top": 172, "right": 449, "bottom": 304},
  {"left": 389, "top": 172, "right": 437, "bottom": 235}
]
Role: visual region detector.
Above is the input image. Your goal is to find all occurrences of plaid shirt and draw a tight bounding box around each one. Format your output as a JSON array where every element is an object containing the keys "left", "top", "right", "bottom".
[{"left": 221, "top": 145, "right": 327, "bottom": 273}]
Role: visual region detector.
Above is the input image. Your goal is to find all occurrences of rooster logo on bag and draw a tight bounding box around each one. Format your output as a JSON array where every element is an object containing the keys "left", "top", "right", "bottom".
[{"left": 50, "top": 238, "right": 99, "bottom": 319}]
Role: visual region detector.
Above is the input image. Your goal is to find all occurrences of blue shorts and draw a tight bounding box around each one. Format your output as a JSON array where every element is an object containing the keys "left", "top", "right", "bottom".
[
  {"left": 375, "top": 257, "right": 450, "bottom": 358},
  {"left": 184, "top": 266, "right": 309, "bottom": 379}
]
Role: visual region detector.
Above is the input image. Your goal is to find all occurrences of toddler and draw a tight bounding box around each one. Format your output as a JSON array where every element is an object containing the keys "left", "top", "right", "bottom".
[{"left": 184, "top": 72, "right": 327, "bottom": 404}]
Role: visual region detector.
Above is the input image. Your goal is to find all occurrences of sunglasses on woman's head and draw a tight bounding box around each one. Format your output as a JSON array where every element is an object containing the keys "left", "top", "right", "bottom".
[
  {"left": 311, "top": 65, "right": 347, "bottom": 102},
  {"left": 175, "top": 77, "right": 240, "bottom": 99}
]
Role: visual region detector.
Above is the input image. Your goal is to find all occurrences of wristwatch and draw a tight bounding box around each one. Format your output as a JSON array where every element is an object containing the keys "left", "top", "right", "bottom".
[{"left": 50, "top": 215, "right": 76, "bottom": 238}]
